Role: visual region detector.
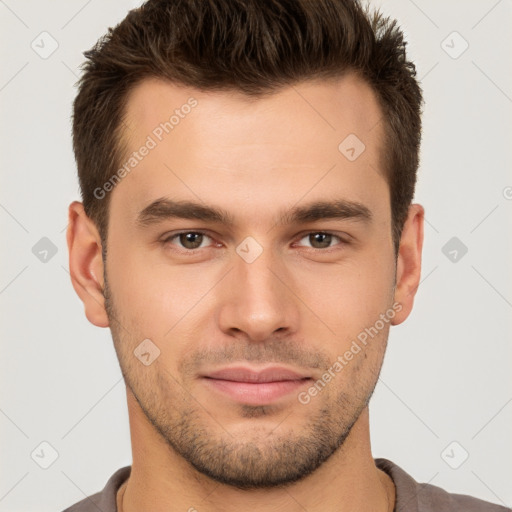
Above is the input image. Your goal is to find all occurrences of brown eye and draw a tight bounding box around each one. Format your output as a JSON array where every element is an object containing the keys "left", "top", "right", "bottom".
[
  {"left": 309, "top": 233, "right": 332, "bottom": 248},
  {"left": 163, "top": 231, "right": 212, "bottom": 250},
  {"left": 297, "top": 232, "right": 344, "bottom": 249},
  {"left": 179, "top": 232, "right": 204, "bottom": 249}
]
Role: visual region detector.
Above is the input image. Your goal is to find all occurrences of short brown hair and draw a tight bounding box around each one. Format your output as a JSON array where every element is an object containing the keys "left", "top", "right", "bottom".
[{"left": 72, "top": 0, "right": 422, "bottom": 257}]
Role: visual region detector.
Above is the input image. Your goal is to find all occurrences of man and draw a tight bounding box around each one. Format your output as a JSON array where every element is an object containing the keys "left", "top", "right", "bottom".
[{"left": 63, "top": 0, "right": 509, "bottom": 511}]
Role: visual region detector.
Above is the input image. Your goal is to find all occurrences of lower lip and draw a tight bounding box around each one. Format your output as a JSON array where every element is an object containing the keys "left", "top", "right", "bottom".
[{"left": 202, "top": 378, "right": 311, "bottom": 405}]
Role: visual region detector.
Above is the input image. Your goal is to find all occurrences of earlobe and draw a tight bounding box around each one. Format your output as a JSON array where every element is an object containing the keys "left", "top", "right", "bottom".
[
  {"left": 66, "top": 201, "right": 110, "bottom": 328},
  {"left": 390, "top": 203, "right": 424, "bottom": 326}
]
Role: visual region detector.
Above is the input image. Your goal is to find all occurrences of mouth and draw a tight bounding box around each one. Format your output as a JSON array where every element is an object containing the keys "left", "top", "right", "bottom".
[{"left": 201, "top": 365, "right": 313, "bottom": 405}]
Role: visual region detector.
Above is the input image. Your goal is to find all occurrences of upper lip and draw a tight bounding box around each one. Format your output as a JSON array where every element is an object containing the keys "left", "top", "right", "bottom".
[{"left": 202, "top": 365, "right": 311, "bottom": 383}]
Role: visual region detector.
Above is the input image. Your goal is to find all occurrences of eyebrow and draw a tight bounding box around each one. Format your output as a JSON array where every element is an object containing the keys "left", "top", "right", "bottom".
[{"left": 136, "top": 197, "right": 373, "bottom": 228}]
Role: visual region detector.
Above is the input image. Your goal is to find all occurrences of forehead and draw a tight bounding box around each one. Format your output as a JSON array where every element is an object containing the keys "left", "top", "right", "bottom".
[
  {"left": 121, "top": 74, "right": 383, "bottom": 149},
  {"left": 112, "top": 74, "right": 388, "bottom": 227}
]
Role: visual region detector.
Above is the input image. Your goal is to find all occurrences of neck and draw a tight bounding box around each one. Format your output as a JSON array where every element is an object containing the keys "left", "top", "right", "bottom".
[{"left": 120, "top": 390, "right": 395, "bottom": 512}]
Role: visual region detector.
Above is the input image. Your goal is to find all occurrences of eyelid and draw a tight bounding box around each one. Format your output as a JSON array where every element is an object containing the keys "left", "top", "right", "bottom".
[
  {"left": 161, "top": 230, "right": 217, "bottom": 249},
  {"left": 161, "top": 229, "right": 349, "bottom": 252},
  {"left": 293, "top": 231, "right": 347, "bottom": 249}
]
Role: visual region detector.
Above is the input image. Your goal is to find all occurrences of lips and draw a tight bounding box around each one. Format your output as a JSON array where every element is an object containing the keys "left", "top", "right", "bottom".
[
  {"left": 201, "top": 365, "right": 312, "bottom": 405},
  {"left": 204, "top": 366, "right": 309, "bottom": 383}
]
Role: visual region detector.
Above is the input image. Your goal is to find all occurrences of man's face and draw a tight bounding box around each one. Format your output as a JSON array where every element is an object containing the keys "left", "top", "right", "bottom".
[{"left": 103, "top": 74, "right": 398, "bottom": 488}]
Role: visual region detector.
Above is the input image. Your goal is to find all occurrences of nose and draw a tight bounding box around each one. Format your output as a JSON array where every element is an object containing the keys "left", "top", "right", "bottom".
[{"left": 216, "top": 244, "right": 300, "bottom": 343}]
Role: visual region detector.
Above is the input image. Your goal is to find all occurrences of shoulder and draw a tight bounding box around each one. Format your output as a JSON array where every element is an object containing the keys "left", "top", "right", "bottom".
[
  {"left": 375, "top": 458, "right": 510, "bottom": 512},
  {"left": 61, "top": 466, "right": 131, "bottom": 512}
]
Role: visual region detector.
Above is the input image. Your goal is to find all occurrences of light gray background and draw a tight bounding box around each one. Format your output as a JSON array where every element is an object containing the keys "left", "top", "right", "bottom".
[{"left": 1, "top": 1, "right": 511, "bottom": 510}]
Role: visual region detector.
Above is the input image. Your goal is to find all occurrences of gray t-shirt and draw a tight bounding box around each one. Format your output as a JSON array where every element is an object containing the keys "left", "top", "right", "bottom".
[{"left": 62, "top": 458, "right": 510, "bottom": 511}]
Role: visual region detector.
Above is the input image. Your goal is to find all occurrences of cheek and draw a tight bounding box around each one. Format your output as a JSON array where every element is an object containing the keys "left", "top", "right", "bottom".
[
  {"left": 293, "top": 255, "right": 394, "bottom": 334},
  {"left": 106, "top": 243, "right": 217, "bottom": 339},
  {"left": 106, "top": 222, "right": 394, "bottom": 345}
]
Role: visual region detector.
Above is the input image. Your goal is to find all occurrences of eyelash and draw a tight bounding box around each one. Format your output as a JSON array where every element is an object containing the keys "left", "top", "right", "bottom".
[{"left": 160, "top": 230, "right": 348, "bottom": 252}]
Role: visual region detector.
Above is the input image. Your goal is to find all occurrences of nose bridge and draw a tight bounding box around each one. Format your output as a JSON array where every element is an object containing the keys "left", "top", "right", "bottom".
[{"left": 217, "top": 239, "right": 298, "bottom": 340}]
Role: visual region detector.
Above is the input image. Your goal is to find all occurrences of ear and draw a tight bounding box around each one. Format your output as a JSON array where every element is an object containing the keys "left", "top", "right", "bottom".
[
  {"left": 66, "top": 201, "right": 109, "bottom": 328},
  {"left": 390, "top": 203, "right": 424, "bottom": 326}
]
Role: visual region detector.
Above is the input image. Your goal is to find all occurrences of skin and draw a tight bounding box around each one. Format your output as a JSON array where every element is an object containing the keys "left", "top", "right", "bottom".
[{"left": 67, "top": 73, "right": 424, "bottom": 512}]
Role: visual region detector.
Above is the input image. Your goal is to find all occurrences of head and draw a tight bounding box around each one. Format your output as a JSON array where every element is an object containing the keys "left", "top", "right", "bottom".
[{"left": 68, "top": 0, "right": 424, "bottom": 490}]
